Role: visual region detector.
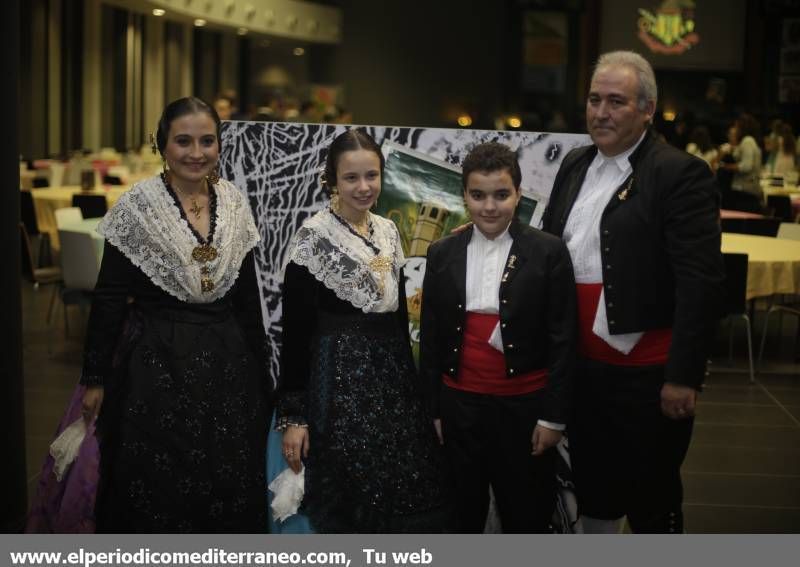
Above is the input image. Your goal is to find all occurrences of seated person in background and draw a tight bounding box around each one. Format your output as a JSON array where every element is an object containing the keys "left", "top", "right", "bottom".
[
  {"left": 772, "top": 123, "right": 798, "bottom": 179},
  {"left": 718, "top": 113, "right": 763, "bottom": 200},
  {"left": 685, "top": 125, "right": 718, "bottom": 168}
]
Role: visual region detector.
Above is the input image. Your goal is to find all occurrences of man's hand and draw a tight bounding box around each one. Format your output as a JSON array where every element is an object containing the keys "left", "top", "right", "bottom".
[
  {"left": 660, "top": 382, "right": 697, "bottom": 420},
  {"left": 450, "top": 221, "right": 473, "bottom": 234},
  {"left": 531, "top": 424, "right": 562, "bottom": 456}
]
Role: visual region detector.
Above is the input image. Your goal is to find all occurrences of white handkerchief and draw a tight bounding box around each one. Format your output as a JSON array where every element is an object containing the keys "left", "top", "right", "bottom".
[
  {"left": 592, "top": 288, "right": 643, "bottom": 355},
  {"left": 268, "top": 467, "right": 305, "bottom": 522},
  {"left": 49, "top": 418, "right": 87, "bottom": 482},
  {"left": 488, "top": 321, "right": 504, "bottom": 353}
]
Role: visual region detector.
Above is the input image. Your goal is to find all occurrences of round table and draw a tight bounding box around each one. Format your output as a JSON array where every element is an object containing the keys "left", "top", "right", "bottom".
[
  {"left": 721, "top": 233, "right": 800, "bottom": 300},
  {"left": 29, "top": 185, "right": 129, "bottom": 249}
]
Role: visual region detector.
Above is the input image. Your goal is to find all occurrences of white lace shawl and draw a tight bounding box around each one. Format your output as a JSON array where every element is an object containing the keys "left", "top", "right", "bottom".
[
  {"left": 283, "top": 208, "right": 405, "bottom": 313},
  {"left": 98, "top": 175, "right": 260, "bottom": 304}
]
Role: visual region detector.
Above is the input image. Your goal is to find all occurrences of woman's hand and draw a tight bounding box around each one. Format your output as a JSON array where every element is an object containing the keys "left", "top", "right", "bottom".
[
  {"left": 81, "top": 386, "right": 104, "bottom": 424},
  {"left": 282, "top": 426, "right": 309, "bottom": 473},
  {"left": 531, "top": 424, "right": 562, "bottom": 456}
]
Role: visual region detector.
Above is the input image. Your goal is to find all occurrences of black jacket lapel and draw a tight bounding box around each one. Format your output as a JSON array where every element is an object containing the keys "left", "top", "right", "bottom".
[
  {"left": 499, "top": 222, "right": 528, "bottom": 290},
  {"left": 444, "top": 228, "right": 470, "bottom": 307}
]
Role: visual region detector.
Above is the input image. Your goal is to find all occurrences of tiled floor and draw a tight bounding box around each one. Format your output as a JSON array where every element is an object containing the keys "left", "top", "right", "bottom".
[
  {"left": 20, "top": 282, "right": 800, "bottom": 533},
  {"left": 683, "top": 316, "right": 800, "bottom": 533}
]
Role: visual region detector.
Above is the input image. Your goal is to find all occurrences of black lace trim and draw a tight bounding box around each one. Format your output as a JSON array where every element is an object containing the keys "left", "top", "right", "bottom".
[
  {"left": 274, "top": 416, "right": 309, "bottom": 431},
  {"left": 80, "top": 373, "right": 104, "bottom": 387},
  {"left": 275, "top": 390, "right": 307, "bottom": 423},
  {"left": 161, "top": 173, "right": 218, "bottom": 245},
  {"left": 329, "top": 207, "right": 381, "bottom": 256}
]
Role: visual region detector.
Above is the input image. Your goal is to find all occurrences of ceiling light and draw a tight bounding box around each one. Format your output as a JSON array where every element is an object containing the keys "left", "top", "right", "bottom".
[
  {"left": 152, "top": 8, "right": 166, "bottom": 17},
  {"left": 194, "top": 19, "right": 207, "bottom": 27},
  {"left": 293, "top": 47, "right": 305, "bottom": 56},
  {"left": 237, "top": 27, "right": 248, "bottom": 36},
  {"left": 507, "top": 116, "right": 522, "bottom": 129},
  {"left": 457, "top": 115, "right": 472, "bottom": 127}
]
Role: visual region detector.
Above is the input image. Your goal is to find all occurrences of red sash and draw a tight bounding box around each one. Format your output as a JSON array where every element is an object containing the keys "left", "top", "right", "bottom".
[
  {"left": 576, "top": 283, "right": 671, "bottom": 366},
  {"left": 443, "top": 312, "right": 548, "bottom": 396}
]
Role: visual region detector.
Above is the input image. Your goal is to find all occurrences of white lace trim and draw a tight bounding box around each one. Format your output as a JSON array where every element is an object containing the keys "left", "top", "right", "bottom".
[
  {"left": 283, "top": 208, "right": 404, "bottom": 313},
  {"left": 98, "top": 175, "right": 260, "bottom": 303}
]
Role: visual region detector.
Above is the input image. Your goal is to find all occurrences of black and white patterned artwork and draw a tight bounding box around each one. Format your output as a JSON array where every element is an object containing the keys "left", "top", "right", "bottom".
[{"left": 219, "top": 121, "right": 589, "bottom": 387}]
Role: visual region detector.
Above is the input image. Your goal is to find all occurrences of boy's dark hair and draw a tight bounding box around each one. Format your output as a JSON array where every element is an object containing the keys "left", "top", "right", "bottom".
[{"left": 461, "top": 142, "right": 522, "bottom": 190}]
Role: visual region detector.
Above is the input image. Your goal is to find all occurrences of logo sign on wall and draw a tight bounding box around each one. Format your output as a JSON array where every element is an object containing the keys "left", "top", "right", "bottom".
[{"left": 637, "top": 0, "right": 700, "bottom": 55}]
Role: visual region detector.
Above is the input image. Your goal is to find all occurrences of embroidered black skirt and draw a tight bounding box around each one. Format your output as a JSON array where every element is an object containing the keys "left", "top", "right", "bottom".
[
  {"left": 95, "top": 301, "right": 270, "bottom": 533},
  {"left": 300, "top": 311, "right": 446, "bottom": 533}
]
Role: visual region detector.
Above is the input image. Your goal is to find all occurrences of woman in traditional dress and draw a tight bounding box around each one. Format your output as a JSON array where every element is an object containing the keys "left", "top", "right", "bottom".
[
  {"left": 78, "top": 96, "right": 271, "bottom": 532},
  {"left": 275, "top": 129, "right": 445, "bottom": 533}
]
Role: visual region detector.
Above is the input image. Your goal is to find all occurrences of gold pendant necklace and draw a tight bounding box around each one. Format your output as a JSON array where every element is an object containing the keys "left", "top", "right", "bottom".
[
  {"left": 172, "top": 179, "right": 206, "bottom": 219},
  {"left": 164, "top": 175, "right": 217, "bottom": 292},
  {"left": 349, "top": 218, "right": 369, "bottom": 238},
  {"left": 187, "top": 198, "right": 204, "bottom": 219}
]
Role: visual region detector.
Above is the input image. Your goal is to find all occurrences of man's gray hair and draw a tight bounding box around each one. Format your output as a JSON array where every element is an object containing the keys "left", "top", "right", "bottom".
[{"left": 593, "top": 50, "right": 658, "bottom": 111}]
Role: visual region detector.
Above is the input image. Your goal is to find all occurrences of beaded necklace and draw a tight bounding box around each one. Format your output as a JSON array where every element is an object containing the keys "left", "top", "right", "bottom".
[{"left": 162, "top": 173, "right": 219, "bottom": 293}]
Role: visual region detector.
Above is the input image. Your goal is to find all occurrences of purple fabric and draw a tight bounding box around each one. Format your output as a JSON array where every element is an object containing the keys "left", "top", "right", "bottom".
[{"left": 25, "top": 384, "right": 99, "bottom": 533}]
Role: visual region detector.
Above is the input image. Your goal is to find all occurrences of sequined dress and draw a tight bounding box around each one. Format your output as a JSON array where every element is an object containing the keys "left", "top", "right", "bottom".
[
  {"left": 79, "top": 175, "right": 272, "bottom": 533},
  {"left": 277, "top": 209, "right": 445, "bottom": 533}
]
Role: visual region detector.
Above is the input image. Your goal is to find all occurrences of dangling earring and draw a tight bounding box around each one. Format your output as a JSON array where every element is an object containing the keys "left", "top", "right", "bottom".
[
  {"left": 149, "top": 132, "right": 159, "bottom": 155},
  {"left": 330, "top": 186, "right": 340, "bottom": 213},
  {"left": 162, "top": 158, "right": 169, "bottom": 176},
  {"left": 206, "top": 164, "right": 220, "bottom": 185}
]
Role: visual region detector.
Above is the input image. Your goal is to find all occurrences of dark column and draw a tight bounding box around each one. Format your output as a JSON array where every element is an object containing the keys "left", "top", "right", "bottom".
[{"left": 2, "top": 0, "right": 26, "bottom": 533}]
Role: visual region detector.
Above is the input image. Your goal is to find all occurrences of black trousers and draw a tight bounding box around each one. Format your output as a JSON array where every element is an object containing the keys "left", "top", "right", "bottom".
[
  {"left": 439, "top": 385, "right": 557, "bottom": 533},
  {"left": 570, "top": 359, "right": 694, "bottom": 533}
]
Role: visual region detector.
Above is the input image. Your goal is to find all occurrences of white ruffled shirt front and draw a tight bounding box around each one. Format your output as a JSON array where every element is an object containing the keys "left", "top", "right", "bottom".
[{"left": 562, "top": 133, "right": 645, "bottom": 354}]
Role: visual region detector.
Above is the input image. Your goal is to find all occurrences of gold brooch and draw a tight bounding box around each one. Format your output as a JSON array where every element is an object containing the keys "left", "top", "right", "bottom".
[
  {"left": 191, "top": 244, "right": 218, "bottom": 292},
  {"left": 369, "top": 255, "right": 393, "bottom": 294},
  {"left": 192, "top": 244, "right": 218, "bottom": 263},
  {"left": 618, "top": 176, "right": 634, "bottom": 201}
]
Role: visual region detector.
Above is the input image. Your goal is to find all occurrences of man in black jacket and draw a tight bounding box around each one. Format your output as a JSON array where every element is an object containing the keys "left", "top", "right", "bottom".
[
  {"left": 541, "top": 51, "right": 724, "bottom": 533},
  {"left": 421, "top": 143, "right": 577, "bottom": 532}
]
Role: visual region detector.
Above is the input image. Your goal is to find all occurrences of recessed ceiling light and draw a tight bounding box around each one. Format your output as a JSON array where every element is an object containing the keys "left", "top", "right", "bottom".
[
  {"left": 152, "top": 9, "right": 165, "bottom": 17},
  {"left": 194, "top": 19, "right": 207, "bottom": 27},
  {"left": 293, "top": 47, "right": 305, "bottom": 56}
]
